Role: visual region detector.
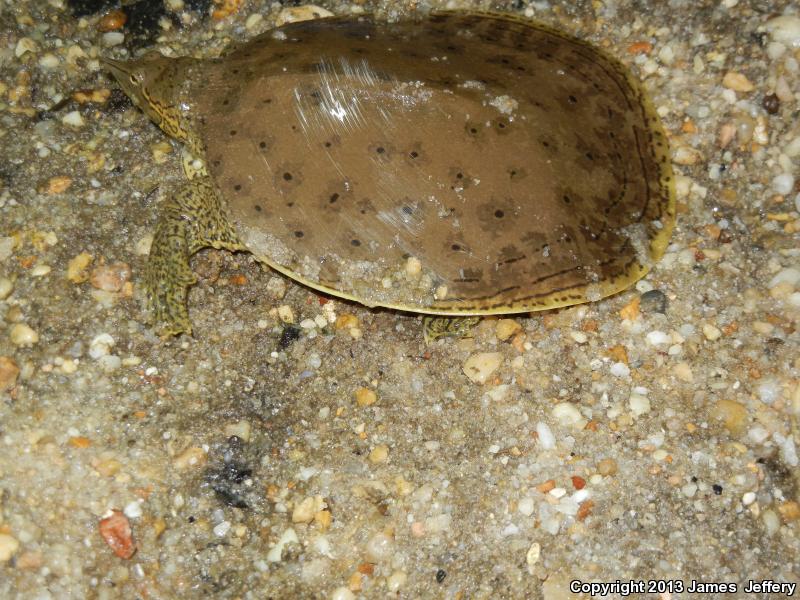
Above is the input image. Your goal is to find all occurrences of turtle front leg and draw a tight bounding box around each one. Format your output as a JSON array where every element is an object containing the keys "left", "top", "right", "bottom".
[
  {"left": 144, "top": 176, "right": 244, "bottom": 336},
  {"left": 422, "top": 316, "right": 481, "bottom": 344}
]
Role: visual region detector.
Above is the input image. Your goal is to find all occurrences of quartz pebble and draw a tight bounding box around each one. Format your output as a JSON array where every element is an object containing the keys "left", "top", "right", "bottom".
[
  {"left": 536, "top": 421, "right": 556, "bottom": 449},
  {"left": 89, "top": 333, "right": 115, "bottom": 358},
  {"left": 224, "top": 420, "right": 251, "bottom": 442},
  {"left": 772, "top": 173, "right": 795, "bottom": 195},
  {"left": 0, "top": 277, "right": 13, "bottom": 299},
  {"left": 552, "top": 402, "right": 585, "bottom": 428},
  {"left": 462, "top": 352, "right": 503, "bottom": 384},
  {"left": 722, "top": 71, "right": 754, "bottom": 92},
  {"left": 764, "top": 15, "right": 800, "bottom": 48},
  {"left": 0, "top": 534, "right": 20, "bottom": 562},
  {"left": 10, "top": 323, "right": 39, "bottom": 346}
]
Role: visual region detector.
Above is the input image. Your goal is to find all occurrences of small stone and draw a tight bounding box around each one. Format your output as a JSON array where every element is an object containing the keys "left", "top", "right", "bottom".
[
  {"left": 277, "top": 305, "right": 295, "bottom": 323},
  {"left": 369, "top": 444, "right": 389, "bottom": 463},
  {"left": 98, "top": 9, "right": 127, "bottom": 32},
  {"left": 702, "top": 324, "right": 722, "bottom": 341},
  {"left": 47, "top": 175, "right": 72, "bottom": 194},
  {"left": 673, "top": 362, "right": 694, "bottom": 383},
  {"left": 224, "top": 420, "right": 251, "bottom": 442},
  {"left": 764, "top": 15, "right": 800, "bottom": 48},
  {"left": 10, "top": 323, "right": 39, "bottom": 347},
  {"left": 673, "top": 145, "right": 703, "bottom": 165},
  {"left": 619, "top": 296, "right": 640, "bottom": 320},
  {"left": 711, "top": 399, "right": 748, "bottom": 435},
  {"left": 330, "top": 587, "right": 356, "bottom": 600},
  {"left": 213, "top": 521, "right": 231, "bottom": 537},
  {"left": 355, "top": 387, "right": 377, "bottom": 407},
  {"left": 292, "top": 495, "right": 324, "bottom": 523},
  {"left": 267, "top": 527, "right": 299, "bottom": 562},
  {"left": 386, "top": 570, "right": 407, "bottom": 592},
  {"left": 0, "top": 534, "right": 20, "bottom": 562},
  {"left": 742, "top": 492, "right": 756, "bottom": 506},
  {"left": 518, "top": 497, "right": 535, "bottom": 516},
  {"left": 173, "top": 446, "right": 207, "bottom": 469},
  {"left": 778, "top": 501, "right": 800, "bottom": 522},
  {"left": 495, "top": 319, "right": 522, "bottom": 341},
  {"left": 123, "top": 500, "right": 143, "bottom": 519},
  {"left": 102, "top": 32, "right": 125, "bottom": 47},
  {"left": 365, "top": 532, "right": 394, "bottom": 562},
  {"left": 266, "top": 276, "right": 287, "bottom": 299},
  {"left": 405, "top": 256, "right": 422, "bottom": 278},
  {"left": 645, "top": 330, "right": 670, "bottom": 346},
  {"left": 629, "top": 392, "right": 651, "bottom": 416},
  {"left": 536, "top": 422, "right": 555, "bottom": 449},
  {"left": 462, "top": 352, "right": 503, "bottom": 384},
  {"left": 245, "top": 13, "right": 264, "bottom": 30},
  {"left": 526, "top": 542, "right": 541, "bottom": 573},
  {"left": 61, "top": 110, "right": 85, "bottom": 127},
  {"left": 771, "top": 173, "right": 795, "bottom": 195},
  {"left": 0, "top": 277, "right": 13, "bottom": 299},
  {"left": 639, "top": 289, "right": 667, "bottom": 314},
  {"left": 89, "top": 333, "right": 115, "bottom": 358},
  {"left": 0, "top": 356, "right": 20, "bottom": 392},
  {"left": 90, "top": 262, "right": 131, "bottom": 292},
  {"left": 597, "top": 458, "right": 618, "bottom": 476},
  {"left": 99, "top": 510, "right": 136, "bottom": 559},
  {"left": 762, "top": 93, "right": 780, "bottom": 114},
  {"left": 722, "top": 71, "right": 754, "bottom": 92},
  {"left": 552, "top": 402, "right": 585, "bottom": 428},
  {"left": 610, "top": 362, "right": 630, "bottom": 378},
  {"left": 275, "top": 5, "right": 334, "bottom": 26},
  {"left": 15, "top": 38, "right": 38, "bottom": 57}
]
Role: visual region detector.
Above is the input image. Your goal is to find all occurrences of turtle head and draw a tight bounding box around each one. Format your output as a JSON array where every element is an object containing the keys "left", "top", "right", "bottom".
[{"left": 102, "top": 52, "right": 196, "bottom": 145}]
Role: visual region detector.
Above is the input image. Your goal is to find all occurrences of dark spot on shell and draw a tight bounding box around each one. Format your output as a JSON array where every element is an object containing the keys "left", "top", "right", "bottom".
[
  {"left": 563, "top": 194, "right": 571, "bottom": 204},
  {"left": 253, "top": 204, "right": 262, "bottom": 212},
  {"left": 456, "top": 172, "right": 463, "bottom": 179},
  {"left": 451, "top": 243, "right": 461, "bottom": 251},
  {"left": 286, "top": 202, "right": 294, "bottom": 207},
  {"left": 283, "top": 172, "right": 293, "bottom": 181},
  {"left": 494, "top": 209, "right": 504, "bottom": 218},
  {"left": 350, "top": 239, "right": 361, "bottom": 247},
  {"left": 230, "top": 130, "right": 237, "bottom": 136},
  {"left": 409, "top": 151, "right": 419, "bottom": 158},
  {"left": 585, "top": 152, "right": 594, "bottom": 160},
  {"left": 259, "top": 141, "right": 267, "bottom": 149},
  {"left": 263, "top": 98, "right": 272, "bottom": 104},
  {"left": 329, "top": 193, "right": 339, "bottom": 203},
  {"left": 568, "top": 95, "right": 577, "bottom": 104},
  {"left": 234, "top": 184, "right": 242, "bottom": 191},
  {"left": 402, "top": 206, "right": 413, "bottom": 215},
  {"left": 222, "top": 99, "right": 229, "bottom": 105},
  {"left": 324, "top": 141, "right": 332, "bottom": 148},
  {"left": 294, "top": 230, "right": 304, "bottom": 238},
  {"left": 376, "top": 146, "right": 385, "bottom": 154}
]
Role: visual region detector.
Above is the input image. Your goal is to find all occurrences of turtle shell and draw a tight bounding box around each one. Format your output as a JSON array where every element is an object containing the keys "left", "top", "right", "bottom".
[{"left": 195, "top": 12, "right": 675, "bottom": 314}]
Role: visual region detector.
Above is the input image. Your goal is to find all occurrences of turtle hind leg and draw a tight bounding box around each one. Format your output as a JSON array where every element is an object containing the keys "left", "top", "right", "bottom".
[
  {"left": 144, "top": 176, "right": 243, "bottom": 337},
  {"left": 422, "top": 316, "right": 481, "bottom": 344}
]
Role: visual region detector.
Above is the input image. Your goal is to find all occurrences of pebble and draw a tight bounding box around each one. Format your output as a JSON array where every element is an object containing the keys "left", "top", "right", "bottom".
[
  {"left": 98, "top": 9, "right": 127, "bottom": 32},
  {"left": 267, "top": 528, "right": 299, "bottom": 562},
  {"left": 646, "top": 330, "right": 670, "bottom": 346},
  {"left": 769, "top": 267, "right": 800, "bottom": 290},
  {"left": 61, "top": 111, "right": 84, "bottom": 127},
  {"left": 722, "top": 71, "right": 754, "bottom": 92},
  {"left": 365, "top": 532, "right": 394, "bottom": 562},
  {"left": 0, "top": 533, "right": 20, "bottom": 562},
  {"left": 629, "top": 392, "right": 651, "bottom": 416},
  {"left": 405, "top": 256, "right": 422, "bottom": 278},
  {"left": 742, "top": 492, "right": 756, "bottom": 506},
  {"left": 639, "top": 289, "right": 667, "bottom": 314},
  {"left": 90, "top": 263, "right": 131, "bottom": 292},
  {"left": 772, "top": 173, "right": 795, "bottom": 195},
  {"left": 597, "top": 458, "right": 618, "bottom": 476},
  {"left": 123, "top": 500, "right": 143, "bottom": 519},
  {"left": 526, "top": 542, "right": 541, "bottom": 573},
  {"left": 518, "top": 497, "right": 535, "bottom": 516},
  {"left": 15, "top": 37, "right": 37, "bottom": 57},
  {"left": 213, "top": 521, "right": 231, "bottom": 537},
  {"left": 711, "top": 399, "right": 748, "bottom": 435},
  {"left": 224, "top": 420, "right": 251, "bottom": 442},
  {"left": 386, "top": 570, "right": 407, "bottom": 592},
  {"left": 764, "top": 15, "right": 800, "bottom": 48},
  {"left": 276, "top": 5, "right": 334, "bottom": 26},
  {"left": 355, "top": 387, "right": 377, "bottom": 407},
  {"left": 39, "top": 53, "right": 60, "bottom": 69},
  {"left": 277, "top": 305, "right": 295, "bottom": 323},
  {"left": 0, "top": 277, "right": 13, "bottom": 299},
  {"left": 462, "top": 352, "right": 503, "bottom": 384},
  {"left": 610, "top": 362, "right": 630, "bottom": 378},
  {"left": 673, "top": 362, "right": 694, "bottom": 383},
  {"left": 0, "top": 356, "right": 20, "bottom": 392},
  {"left": 89, "top": 333, "right": 115, "bottom": 358},
  {"left": 495, "top": 319, "right": 522, "bottom": 341},
  {"left": 10, "top": 323, "right": 39, "bottom": 346},
  {"left": 245, "top": 13, "right": 263, "bottom": 30},
  {"left": 536, "top": 421, "right": 556, "bottom": 449},
  {"left": 102, "top": 32, "right": 125, "bottom": 47},
  {"left": 702, "top": 324, "right": 721, "bottom": 341},
  {"left": 330, "top": 587, "right": 355, "bottom": 600},
  {"left": 552, "top": 402, "right": 585, "bottom": 428},
  {"left": 99, "top": 510, "right": 136, "bottom": 559},
  {"left": 369, "top": 444, "right": 389, "bottom": 463}
]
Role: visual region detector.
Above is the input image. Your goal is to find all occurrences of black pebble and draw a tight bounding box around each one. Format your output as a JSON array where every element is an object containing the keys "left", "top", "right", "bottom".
[
  {"left": 762, "top": 93, "right": 780, "bottom": 115},
  {"left": 436, "top": 569, "right": 447, "bottom": 583},
  {"left": 639, "top": 289, "right": 668, "bottom": 314},
  {"left": 279, "top": 324, "right": 301, "bottom": 349}
]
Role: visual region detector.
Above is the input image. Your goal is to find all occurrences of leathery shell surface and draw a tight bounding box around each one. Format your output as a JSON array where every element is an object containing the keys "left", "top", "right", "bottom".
[{"left": 195, "top": 12, "right": 675, "bottom": 314}]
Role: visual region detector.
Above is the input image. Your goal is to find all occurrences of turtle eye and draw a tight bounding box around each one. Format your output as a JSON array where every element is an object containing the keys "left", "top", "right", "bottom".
[{"left": 129, "top": 73, "right": 140, "bottom": 86}]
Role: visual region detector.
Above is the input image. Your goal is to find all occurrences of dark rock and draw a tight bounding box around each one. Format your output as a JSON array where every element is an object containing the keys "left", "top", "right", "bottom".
[{"left": 639, "top": 289, "right": 668, "bottom": 314}]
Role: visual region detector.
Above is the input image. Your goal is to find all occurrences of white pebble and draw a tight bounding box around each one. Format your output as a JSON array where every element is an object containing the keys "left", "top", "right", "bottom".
[
  {"left": 330, "top": 587, "right": 356, "bottom": 600},
  {"left": 769, "top": 267, "right": 800, "bottom": 289},
  {"left": 536, "top": 421, "right": 556, "bottom": 449},
  {"left": 386, "top": 571, "right": 408, "bottom": 592},
  {"left": 762, "top": 509, "right": 780, "bottom": 536},
  {"left": 570, "top": 331, "right": 587, "bottom": 344},
  {"left": 702, "top": 324, "right": 721, "bottom": 341},
  {"left": 245, "top": 13, "right": 263, "bottom": 30},
  {"left": 518, "top": 497, "right": 535, "bottom": 516},
  {"left": 102, "top": 32, "right": 125, "bottom": 47},
  {"left": 89, "top": 333, "right": 115, "bottom": 359},
  {"left": 629, "top": 393, "right": 651, "bottom": 416},
  {"left": 10, "top": 323, "right": 39, "bottom": 346},
  {"left": 610, "top": 362, "right": 630, "bottom": 377},
  {"left": 15, "top": 38, "right": 37, "bottom": 57},
  {"left": 224, "top": 420, "right": 251, "bottom": 442},
  {"left": 748, "top": 426, "right": 770, "bottom": 444},
  {"left": 462, "top": 352, "right": 503, "bottom": 384},
  {"left": 61, "top": 111, "right": 84, "bottom": 128},
  {"left": 742, "top": 492, "right": 756, "bottom": 506},
  {"left": 123, "top": 500, "right": 143, "bottom": 519},
  {"left": 365, "top": 532, "right": 394, "bottom": 562},
  {"left": 764, "top": 15, "right": 800, "bottom": 48},
  {"left": 0, "top": 277, "right": 13, "bottom": 300},
  {"left": 39, "top": 53, "right": 60, "bottom": 69},
  {"left": 213, "top": 521, "right": 231, "bottom": 537},
  {"left": 552, "top": 402, "right": 585, "bottom": 428},
  {"left": 772, "top": 173, "right": 795, "bottom": 195},
  {"left": 267, "top": 527, "right": 299, "bottom": 562},
  {"left": 646, "top": 330, "right": 670, "bottom": 346}
]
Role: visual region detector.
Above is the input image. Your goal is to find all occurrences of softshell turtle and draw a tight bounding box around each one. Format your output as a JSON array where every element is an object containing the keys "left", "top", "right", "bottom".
[{"left": 104, "top": 11, "right": 675, "bottom": 338}]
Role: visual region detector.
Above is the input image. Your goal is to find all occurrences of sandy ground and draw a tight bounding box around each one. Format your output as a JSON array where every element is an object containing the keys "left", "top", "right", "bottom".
[{"left": 1, "top": 0, "right": 799, "bottom": 598}]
